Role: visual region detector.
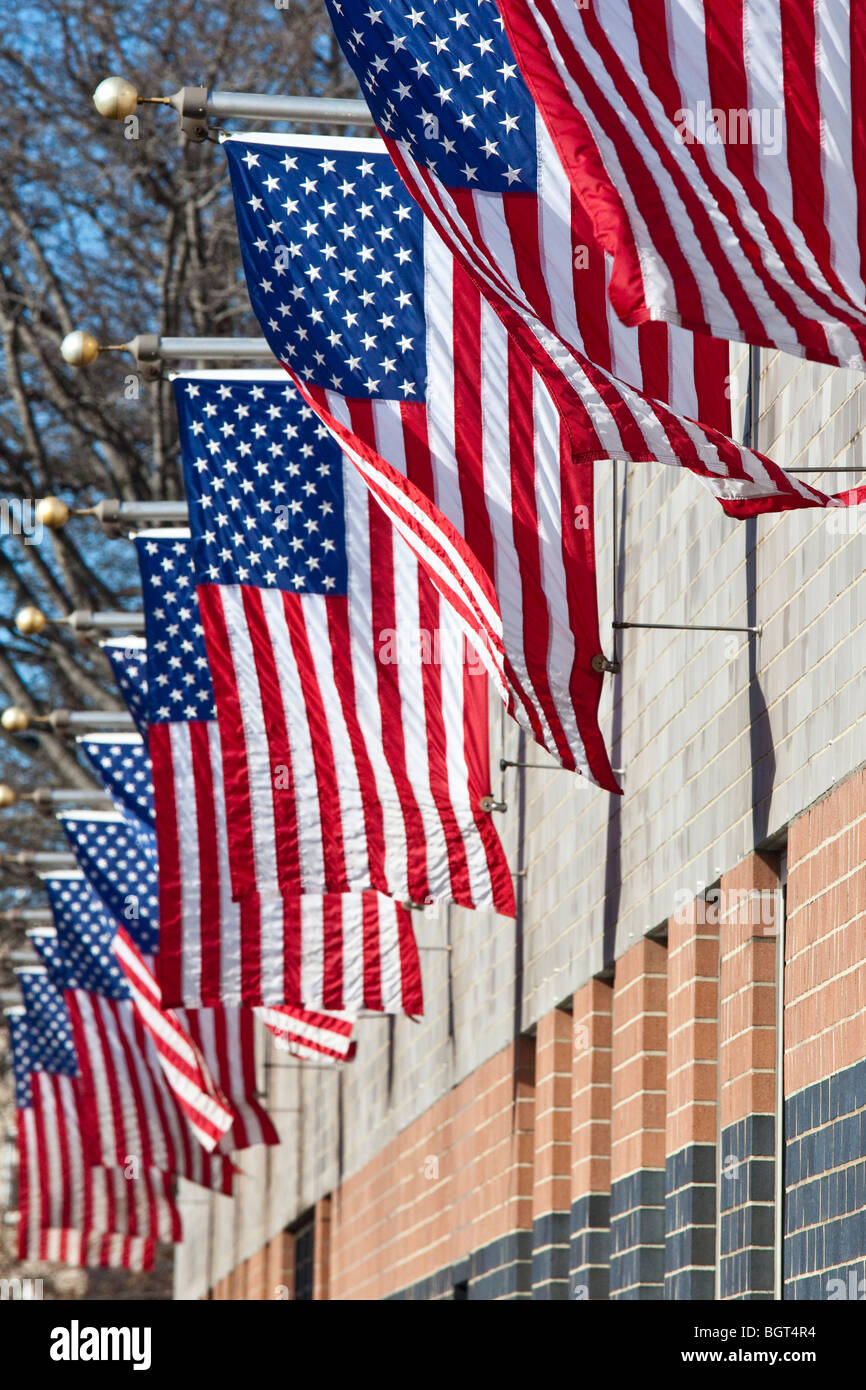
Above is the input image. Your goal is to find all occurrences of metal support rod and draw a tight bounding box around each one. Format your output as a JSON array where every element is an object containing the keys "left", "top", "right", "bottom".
[
  {"left": 500, "top": 758, "right": 625, "bottom": 775},
  {"left": 49, "top": 710, "right": 136, "bottom": 731},
  {"left": 613, "top": 621, "right": 761, "bottom": 635},
  {"left": 0, "top": 852, "right": 77, "bottom": 867},
  {"left": 262, "top": 1061, "right": 337, "bottom": 1070},
  {"left": 501, "top": 758, "right": 565, "bottom": 772},
  {"left": 788, "top": 467, "right": 865, "bottom": 473},
  {"left": 157, "top": 336, "right": 273, "bottom": 361},
  {"left": 417, "top": 944, "right": 452, "bottom": 952},
  {"left": 206, "top": 90, "right": 371, "bottom": 126},
  {"left": 28, "top": 788, "right": 113, "bottom": 809},
  {"left": 86, "top": 499, "right": 189, "bottom": 526},
  {"left": 65, "top": 610, "right": 145, "bottom": 633},
  {"left": 0, "top": 909, "right": 52, "bottom": 922}
]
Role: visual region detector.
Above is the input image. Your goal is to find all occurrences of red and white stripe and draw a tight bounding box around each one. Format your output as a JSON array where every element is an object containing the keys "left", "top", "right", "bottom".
[
  {"left": 34, "top": 871, "right": 277, "bottom": 1151},
  {"left": 237, "top": 891, "right": 423, "bottom": 1014},
  {"left": 175, "top": 1004, "right": 278, "bottom": 1150},
  {"left": 148, "top": 672, "right": 426, "bottom": 1015},
  {"left": 112, "top": 928, "right": 234, "bottom": 1152},
  {"left": 227, "top": 135, "right": 621, "bottom": 787},
  {"left": 300, "top": 262, "right": 618, "bottom": 781},
  {"left": 499, "top": 0, "right": 866, "bottom": 371},
  {"left": 381, "top": 135, "right": 866, "bottom": 519},
  {"left": 65, "top": 988, "right": 235, "bottom": 1193},
  {"left": 183, "top": 461, "right": 515, "bottom": 915},
  {"left": 15, "top": 1073, "right": 172, "bottom": 1268},
  {"left": 256, "top": 1005, "right": 356, "bottom": 1063}
]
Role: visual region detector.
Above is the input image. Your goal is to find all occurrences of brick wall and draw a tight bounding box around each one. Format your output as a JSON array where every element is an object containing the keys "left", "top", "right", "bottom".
[
  {"left": 194, "top": 769, "right": 866, "bottom": 1303},
  {"left": 609, "top": 938, "right": 668, "bottom": 1299},
  {"left": 313, "top": 1197, "right": 332, "bottom": 1301},
  {"left": 785, "top": 772, "right": 866, "bottom": 1299},
  {"left": 570, "top": 977, "right": 613, "bottom": 1300},
  {"left": 717, "top": 853, "right": 780, "bottom": 1299},
  {"left": 665, "top": 897, "right": 719, "bottom": 1299},
  {"left": 327, "top": 1035, "right": 536, "bottom": 1300},
  {"left": 530, "top": 1007, "right": 572, "bottom": 1298}
]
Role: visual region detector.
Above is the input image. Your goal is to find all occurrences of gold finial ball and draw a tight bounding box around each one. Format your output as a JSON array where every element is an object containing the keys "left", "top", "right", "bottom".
[
  {"left": 0, "top": 785, "right": 16, "bottom": 809},
  {"left": 1, "top": 707, "right": 30, "bottom": 733},
  {"left": 35, "top": 496, "right": 70, "bottom": 530},
  {"left": 93, "top": 76, "right": 139, "bottom": 120},
  {"left": 15, "top": 605, "right": 48, "bottom": 636},
  {"left": 60, "top": 330, "right": 100, "bottom": 368}
]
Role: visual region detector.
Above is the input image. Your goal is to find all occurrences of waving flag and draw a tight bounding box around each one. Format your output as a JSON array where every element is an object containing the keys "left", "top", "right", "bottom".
[
  {"left": 132, "top": 529, "right": 425, "bottom": 1015},
  {"left": 169, "top": 385, "right": 515, "bottom": 913},
  {"left": 30, "top": 882, "right": 234, "bottom": 1192},
  {"left": 326, "top": 0, "right": 731, "bottom": 429},
  {"left": 10, "top": 983, "right": 174, "bottom": 1265},
  {"left": 78, "top": 732, "right": 155, "bottom": 826},
  {"left": 498, "top": 0, "right": 866, "bottom": 372},
  {"left": 225, "top": 134, "right": 618, "bottom": 785},
  {"left": 15, "top": 966, "right": 180, "bottom": 1246},
  {"left": 40, "top": 871, "right": 277, "bottom": 1152},
  {"left": 318, "top": 6, "right": 866, "bottom": 518},
  {"left": 8, "top": 1009, "right": 157, "bottom": 1270},
  {"left": 36, "top": 865, "right": 234, "bottom": 1157}
]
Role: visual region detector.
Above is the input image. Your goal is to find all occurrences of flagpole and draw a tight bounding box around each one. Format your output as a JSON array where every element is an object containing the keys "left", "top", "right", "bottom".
[
  {"left": 13, "top": 606, "right": 144, "bottom": 636},
  {"left": 35, "top": 497, "right": 189, "bottom": 534},
  {"left": 92, "top": 77, "right": 371, "bottom": 140},
  {"left": 0, "top": 852, "right": 77, "bottom": 868},
  {"left": 0, "top": 785, "right": 113, "bottom": 810},
  {"left": 59, "top": 329, "right": 275, "bottom": 378},
  {"left": 2, "top": 707, "right": 136, "bottom": 734}
]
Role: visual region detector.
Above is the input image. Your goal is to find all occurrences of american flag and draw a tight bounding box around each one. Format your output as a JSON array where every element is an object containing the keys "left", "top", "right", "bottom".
[
  {"left": 9, "top": 985, "right": 171, "bottom": 1266},
  {"left": 15, "top": 966, "right": 180, "bottom": 1245},
  {"left": 37, "top": 867, "right": 233, "bottom": 1162},
  {"left": 102, "top": 636, "right": 150, "bottom": 738},
  {"left": 321, "top": 3, "right": 866, "bottom": 520},
  {"left": 40, "top": 870, "right": 277, "bottom": 1153},
  {"left": 78, "top": 732, "right": 155, "bottom": 826},
  {"left": 498, "top": 0, "right": 866, "bottom": 372},
  {"left": 133, "top": 528, "right": 425, "bottom": 1016},
  {"left": 171, "top": 381, "right": 515, "bottom": 911},
  {"left": 27, "top": 889, "right": 235, "bottom": 1193},
  {"left": 327, "top": 0, "right": 732, "bottom": 429},
  {"left": 225, "top": 133, "right": 618, "bottom": 784}
]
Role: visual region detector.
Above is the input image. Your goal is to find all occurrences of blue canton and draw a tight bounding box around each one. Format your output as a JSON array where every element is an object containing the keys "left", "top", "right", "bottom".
[
  {"left": 225, "top": 139, "right": 427, "bottom": 399},
  {"left": 40, "top": 874, "right": 132, "bottom": 1001},
  {"left": 58, "top": 811, "right": 159, "bottom": 955},
  {"left": 325, "top": 0, "right": 537, "bottom": 192},
  {"left": 78, "top": 736, "right": 155, "bottom": 827},
  {"left": 8, "top": 1012, "right": 34, "bottom": 1109},
  {"left": 175, "top": 377, "right": 349, "bottom": 596},
  {"left": 18, "top": 970, "right": 79, "bottom": 1078},
  {"left": 102, "top": 639, "right": 151, "bottom": 737},
  {"left": 134, "top": 534, "right": 216, "bottom": 725}
]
